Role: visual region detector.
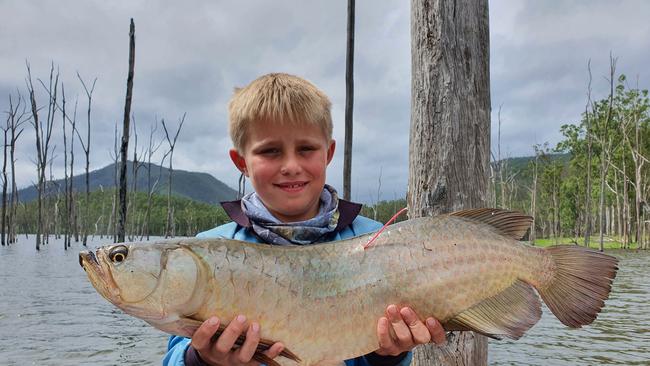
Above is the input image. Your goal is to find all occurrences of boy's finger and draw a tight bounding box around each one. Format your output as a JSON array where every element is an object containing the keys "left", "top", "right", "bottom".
[
  {"left": 376, "top": 317, "right": 398, "bottom": 354},
  {"left": 400, "top": 307, "right": 431, "bottom": 345},
  {"left": 237, "top": 322, "right": 261, "bottom": 363},
  {"left": 386, "top": 305, "right": 412, "bottom": 347},
  {"left": 263, "top": 342, "right": 285, "bottom": 359},
  {"left": 191, "top": 317, "right": 220, "bottom": 351},
  {"left": 214, "top": 315, "right": 248, "bottom": 355},
  {"left": 426, "top": 317, "right": 447, "bottom": 345}
]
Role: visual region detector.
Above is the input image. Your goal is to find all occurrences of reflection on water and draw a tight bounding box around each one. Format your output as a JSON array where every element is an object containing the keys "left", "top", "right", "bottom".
[
  {"left": 489, "top": 250, "right": 650, "bottom": 365},
  {"left": 1, "top": 237, "right": 649, "bottom": 365}
]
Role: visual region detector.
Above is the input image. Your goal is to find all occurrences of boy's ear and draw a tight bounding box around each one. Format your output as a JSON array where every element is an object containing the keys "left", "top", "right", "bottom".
[
  {"left": 229, "top": 149, "right": 248, "bottom": 176},
  {"left": 326, "top": 139, "right": 336, "bottom": 164}
]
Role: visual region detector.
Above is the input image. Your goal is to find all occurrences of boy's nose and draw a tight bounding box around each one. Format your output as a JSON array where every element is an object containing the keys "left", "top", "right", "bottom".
[{"left": 281, "top": 154, "right": 302, "bottom": 175}]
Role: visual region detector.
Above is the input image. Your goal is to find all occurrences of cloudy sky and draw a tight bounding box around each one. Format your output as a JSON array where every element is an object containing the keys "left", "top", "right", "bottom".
[{"left": 1, "top": 1, "right": 649, "bottom": 203}]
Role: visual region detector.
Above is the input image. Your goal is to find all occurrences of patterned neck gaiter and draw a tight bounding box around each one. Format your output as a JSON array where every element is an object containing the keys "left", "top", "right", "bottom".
[{"left": 240, "top": 184, "right": 340, "bottom": 245}]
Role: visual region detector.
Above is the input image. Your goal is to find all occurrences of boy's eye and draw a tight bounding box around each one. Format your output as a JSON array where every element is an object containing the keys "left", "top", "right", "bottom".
[
  {"left": 259, "top": 148, "right": 280, "bottom": 155},
  {"left": 299, "top": 146, "right": 317, "bottom": 152}
]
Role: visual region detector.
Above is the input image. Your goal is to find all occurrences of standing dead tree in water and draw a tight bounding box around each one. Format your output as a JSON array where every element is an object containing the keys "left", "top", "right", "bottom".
[
  {"left": 142, "top": 120, "right": 163, "bottom": 240},
  {"left": 5, "top": 93, "right": 27, "bottom": 245},
  {"left": 129, "top": 116, "right": 146, "bottom": 240},
  {"left": 162, "top": 114, "right": 186, "bottom": 238},
  {"left": 118, "top": 18, "right": 136, "bottom": 243},
  {"left": 1, "top": 118, "right": 8, "bottom": 246},
  {"left": 27, "top": 63, "right": 58, "bottom": 250},
  {"left": 410, "top": 0, "right": 490, "bottom": 364},
  {"left": 108, "top": 122, "right": 120, "bottom": 241},
  {"left": 76, "top": 72, "right": 97, "bottom": 246},
  {"left": 597, "top": 56, "right": 617, "bottom": 252},
  {"left": 343, "top": 0, "right": 355, "bottom": 201}
]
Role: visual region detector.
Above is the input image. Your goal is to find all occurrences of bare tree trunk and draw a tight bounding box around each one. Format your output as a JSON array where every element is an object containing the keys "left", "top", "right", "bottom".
[
  {"left": 623, "top": 161, "right": 629, "bottom": 248},
  {"left": 77, "top": 73, "right": 96, "bottom": 246},
  {"left": 598, "top": 56, "right": 616, "bottom": 252},
  {"left": 27, "top": 63, "right": 58, "bottom": 250},
  {"left": 61, "top": 85, "right": 70, "bottom": 249},
  {"left": 410, "top": 0, "right": 490, "bottom": 364},
  {"left": 343, "top": 0, "right": 355, "bottom": 201},
  {"left": 530, "top": 154, "right": 538, "bottom": 244},
  {"left": 1, "top": 123, "right": 8, "bottom": 246},
  {"left": 143, "top": 121, "right": 161, "bottom": 240},
  {"left": 118, "top": 19, "right": 136, "bottom": 243},
  {"left": 69, "top": 99, "right": 78, "bottom": 246},
  {"left": 7, "top": 93, "right": 26, "bottom": 245},
  {"left": 162, "top": 114, "right": 186, "bottom": 238},
  {"left": 584, "top": 61, "right": 593, "bottom": 248}
]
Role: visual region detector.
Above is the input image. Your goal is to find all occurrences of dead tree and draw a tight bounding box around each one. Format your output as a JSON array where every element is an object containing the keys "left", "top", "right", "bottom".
[
  {"left": 27, "top": 62, "right": 58, "bottom": 250},
  {"left": 162, "top": 114, "right": 186, "bottom": 238},
  {"left": 584, "top": 61, "right": 594, "bottom": 247},
  {"left": 76, "top": 72, "right": 97, "bottom": 246},
  {"left": 1, "top": 120, "right": 8, "bottom": 246},
  {"left": 410, "top": 0, "right": 490, "bottom": 365},
  {"left": 142, "top": 120, "right": 163, "bottom": 240},
  {"left": 118, "top": 18, "right": 136, "bottom": 243},
  {"left": 343, "top": 0, "right": 355, "bottom": 201},
  {"left": 598, "top": 56, "right": 617, "bottom": 252},
  {"left": 61, "top": 84, "right": 70, "bottom": 249},
  {"left": 6, "top": 93, "right": 27, "bottom": 244},
  {"left": 69, "top": 99, "right": 78, "bottom": 244}
]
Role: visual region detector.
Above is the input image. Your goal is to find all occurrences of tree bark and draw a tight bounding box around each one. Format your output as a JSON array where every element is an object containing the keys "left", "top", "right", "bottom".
[
  {"left": 409, "top": 0, "right": 490, "bottom": 364},
  {"left": 118, "top": 18, "right": 136, "bottom": 243},
  {"left": 343, "top": 0, "right": 355, "bottom": 201}
]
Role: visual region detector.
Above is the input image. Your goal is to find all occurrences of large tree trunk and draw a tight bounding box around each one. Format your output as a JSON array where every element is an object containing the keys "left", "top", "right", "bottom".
[
  {"left": 409, "top": 0, "right": 490, "bottom": 364},
  {"left": 118, "top": 19, "right": 136, "bottom": 243}
]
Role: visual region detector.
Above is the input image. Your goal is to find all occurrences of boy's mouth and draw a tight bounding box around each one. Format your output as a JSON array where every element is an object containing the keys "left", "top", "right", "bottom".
[{"left": 275, "top": 181, "right": 308, "bottom": 192}]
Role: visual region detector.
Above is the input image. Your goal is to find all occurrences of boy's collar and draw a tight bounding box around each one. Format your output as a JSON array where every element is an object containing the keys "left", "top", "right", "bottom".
[{"left": 220, "top": 198, "right": 363, "bottom": 234}]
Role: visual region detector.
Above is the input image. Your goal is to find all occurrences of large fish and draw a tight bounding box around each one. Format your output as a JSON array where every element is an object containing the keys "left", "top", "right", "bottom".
[{"left": 79, "top": 209, "right": 618, "bottom": 366}]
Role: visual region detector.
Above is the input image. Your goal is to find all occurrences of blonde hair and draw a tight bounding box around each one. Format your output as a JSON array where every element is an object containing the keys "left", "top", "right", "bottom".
[{"left": 228, "top": 73, "right": 333, "bottom": 151}]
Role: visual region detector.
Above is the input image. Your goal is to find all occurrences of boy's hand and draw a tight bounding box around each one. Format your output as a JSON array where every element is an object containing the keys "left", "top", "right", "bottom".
[
  {"left": 190, "top": 315, "right": 284, "bottom": 366},
  {"left": 375, "top": 305, "right": 446, "bottom": 356}
]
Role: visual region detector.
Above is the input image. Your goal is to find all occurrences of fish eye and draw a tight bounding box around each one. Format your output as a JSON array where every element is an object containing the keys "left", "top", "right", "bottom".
[{"left": 109, "top": 245, "right": 129, "bottom": 263}]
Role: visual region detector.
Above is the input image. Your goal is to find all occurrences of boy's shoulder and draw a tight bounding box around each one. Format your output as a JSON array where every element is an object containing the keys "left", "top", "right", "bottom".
[
  {"left": 196, "top": 222, "right": 239, "bottom": 239},
  {"left": 339, "top": 215, "right": 382, "bottom": 239}
]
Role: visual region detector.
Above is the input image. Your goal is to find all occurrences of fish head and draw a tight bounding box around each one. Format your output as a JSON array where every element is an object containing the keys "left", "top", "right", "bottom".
[{"left": 80, "top": 242, "right": 206, "bottom": 326}]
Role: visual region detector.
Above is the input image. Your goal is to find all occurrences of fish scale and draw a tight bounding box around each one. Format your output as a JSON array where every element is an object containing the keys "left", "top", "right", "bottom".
[{"left": 80, "top": 208, "right": 618, "bottom": 366}]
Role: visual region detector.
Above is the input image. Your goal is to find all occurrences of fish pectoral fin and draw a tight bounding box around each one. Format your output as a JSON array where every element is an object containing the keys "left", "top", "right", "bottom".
[
  {"left": 449, "top": 208, "right": 532, "bottom": 240},
  {"left": 209, "top": 323, "right": 302, "bottom": 365},
  {"left": 443, "top": 279, "right": 542, "bottom": 340}
]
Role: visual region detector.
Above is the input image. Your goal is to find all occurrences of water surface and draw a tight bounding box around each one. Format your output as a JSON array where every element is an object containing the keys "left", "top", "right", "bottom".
[{"left": 0, "top": 237, "right": 648, "bottom": 365}]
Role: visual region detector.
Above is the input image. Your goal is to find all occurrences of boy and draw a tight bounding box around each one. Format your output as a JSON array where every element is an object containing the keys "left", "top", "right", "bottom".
[{"left": 164, "top": 73, "right": 446, "bottom": 366}]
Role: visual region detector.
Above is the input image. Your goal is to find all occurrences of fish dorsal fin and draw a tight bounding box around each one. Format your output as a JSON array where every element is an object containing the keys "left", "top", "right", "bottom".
[
  {"left": 443, "top": 279, "right": 542, "bottom": 340},
  {"left": 450, "top": 208, "right": 532, "bottom": 240}
]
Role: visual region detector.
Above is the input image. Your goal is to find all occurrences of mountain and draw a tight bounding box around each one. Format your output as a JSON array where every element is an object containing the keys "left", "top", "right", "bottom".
[{"left": 16, "top": 162, "right": 238, "bottom": 205}]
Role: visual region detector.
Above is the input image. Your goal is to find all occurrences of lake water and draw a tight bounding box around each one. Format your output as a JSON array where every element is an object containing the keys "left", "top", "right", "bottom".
[{"left": 0, "top": 236, "right": 648, "bottom": 365}]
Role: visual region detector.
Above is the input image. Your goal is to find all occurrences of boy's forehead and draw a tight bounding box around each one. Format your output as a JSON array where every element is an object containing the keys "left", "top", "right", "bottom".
[{"left": 248, "top": 118, "right": 329, "bottom": 139}]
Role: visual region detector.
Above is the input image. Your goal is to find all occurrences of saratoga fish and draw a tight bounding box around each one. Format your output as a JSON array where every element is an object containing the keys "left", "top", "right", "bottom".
[{"left": 79, "top": 209, "right": 618, "bottom": 366}]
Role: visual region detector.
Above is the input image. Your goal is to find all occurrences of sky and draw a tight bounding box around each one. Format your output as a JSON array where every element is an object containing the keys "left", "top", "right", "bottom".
[{"left": 1, "top": 1, "right": 649, "bottom": 203}]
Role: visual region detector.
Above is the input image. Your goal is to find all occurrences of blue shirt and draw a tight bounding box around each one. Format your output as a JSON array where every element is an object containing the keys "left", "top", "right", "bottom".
[{"left": 163, "top": 215, "right": 412, "bottom": 366}]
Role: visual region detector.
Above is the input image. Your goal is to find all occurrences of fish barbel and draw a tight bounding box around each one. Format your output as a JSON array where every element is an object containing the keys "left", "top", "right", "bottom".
[{"left": 79, "top": 209, "right": 618, "bottom": 365}]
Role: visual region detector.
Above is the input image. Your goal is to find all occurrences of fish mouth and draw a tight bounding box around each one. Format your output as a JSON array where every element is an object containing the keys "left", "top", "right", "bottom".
[
  {"left": 79, "top": 249, "right": 121, "bottom": 305},
  {"left": 79, "top": 250, "right": 98, "bottom": 269}
]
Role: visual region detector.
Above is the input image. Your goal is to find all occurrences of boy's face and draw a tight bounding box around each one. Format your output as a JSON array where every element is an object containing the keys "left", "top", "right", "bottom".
[{"left": 229, "top": 120, "right": 335, "bottom": 223}]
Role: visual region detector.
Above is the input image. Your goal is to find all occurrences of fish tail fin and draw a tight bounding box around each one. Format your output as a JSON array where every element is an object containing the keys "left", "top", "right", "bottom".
[{"left": 537, "top": 245, "right": 618, "bottom": 328}]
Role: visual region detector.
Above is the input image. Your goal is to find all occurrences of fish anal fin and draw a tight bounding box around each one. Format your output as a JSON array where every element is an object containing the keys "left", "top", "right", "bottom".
[
  {"left": 444, "top": 279, "right": 541, "bottom": 340},
  {"left": 450, "top": 208, "right": 533, "bottom": 240}
]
